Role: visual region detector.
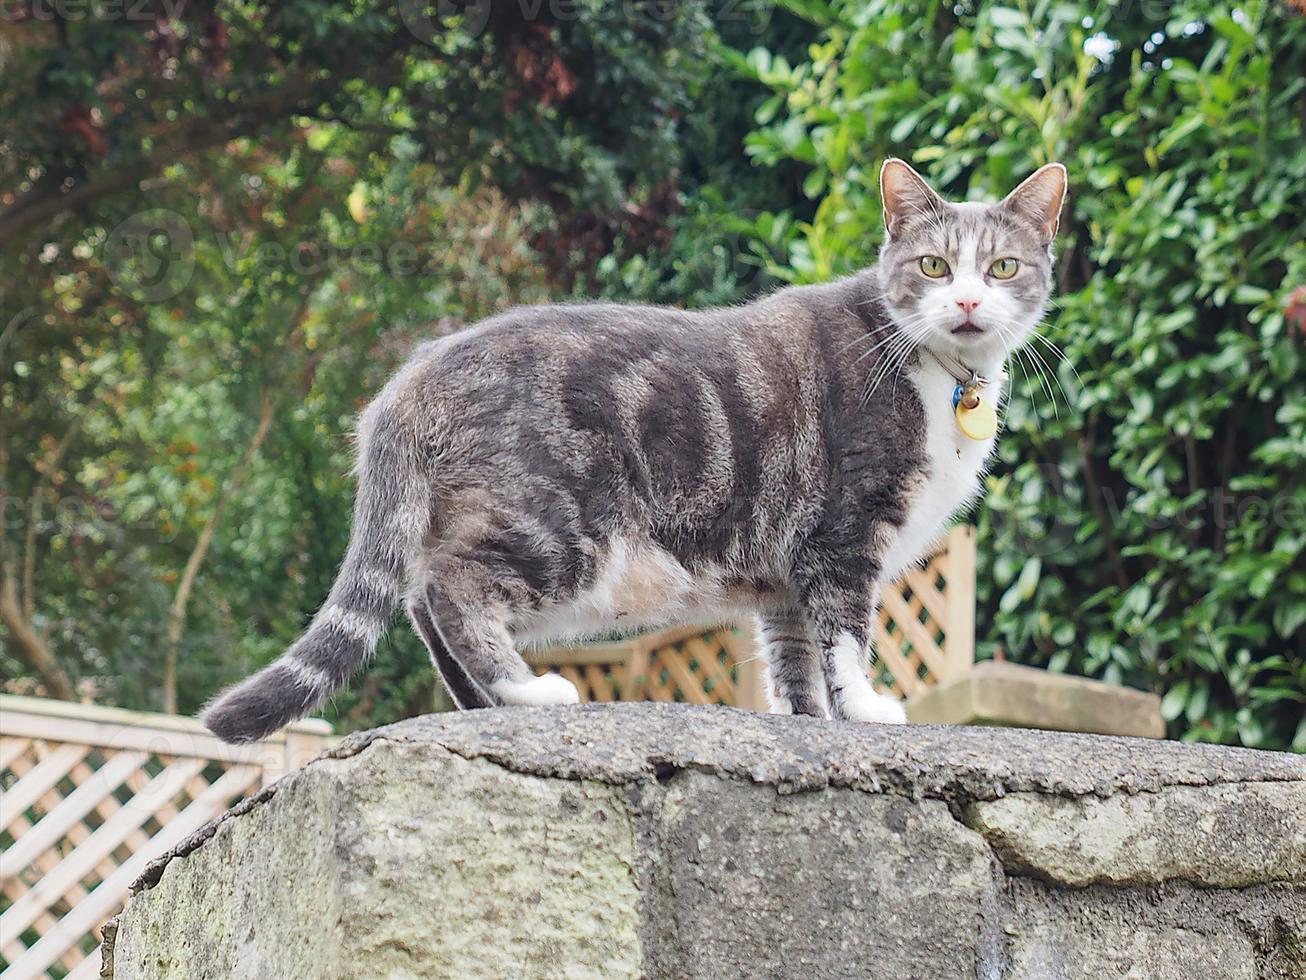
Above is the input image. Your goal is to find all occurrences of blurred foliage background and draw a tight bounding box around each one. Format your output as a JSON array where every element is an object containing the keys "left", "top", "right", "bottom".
[{"left": 1, "top": 0, "right": 1302, "bottom": 749}]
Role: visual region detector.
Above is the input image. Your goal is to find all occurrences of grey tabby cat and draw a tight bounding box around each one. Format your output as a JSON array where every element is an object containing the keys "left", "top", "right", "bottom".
[{"left": 204, "top": 158, "right": 1066, "bottom": 743}]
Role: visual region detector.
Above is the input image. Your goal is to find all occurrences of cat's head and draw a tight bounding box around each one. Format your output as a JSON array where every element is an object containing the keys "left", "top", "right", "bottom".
[{"left": 876, "top": 158, "right": 1066, "bottom": 364}]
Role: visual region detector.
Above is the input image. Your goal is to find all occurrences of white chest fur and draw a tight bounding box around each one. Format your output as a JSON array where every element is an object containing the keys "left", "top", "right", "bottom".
[{"left": 879, "top": 355, "right": 1004, "bottom": 581}]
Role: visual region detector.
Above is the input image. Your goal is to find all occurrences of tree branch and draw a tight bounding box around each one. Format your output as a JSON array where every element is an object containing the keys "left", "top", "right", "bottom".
[
  {"left": 1079, "top": 421, "right": 1131, "bottom": 592},
  {"left": 22, "top": 415, "right": 84, "bottom": 622},
  {"left": 161, "top": 390, "right": 276, "bottom": 712},
  {"left": 0, "top": 567, "right": 75, "bottom": 700},
  {"left": 0, "top": 80, "right": 318, "bottom": 242},
  {"left": 1214, "top": 421, "right": 1237, "bottom": 555}
]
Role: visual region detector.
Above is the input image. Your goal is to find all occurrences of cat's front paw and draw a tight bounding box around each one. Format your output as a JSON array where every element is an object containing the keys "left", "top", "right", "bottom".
[
  {"left": 766, "top": 692, "right": 831, "bottom": 719},
  {"left": 838, "top": 690, "right": 908, "bottom": 725}
]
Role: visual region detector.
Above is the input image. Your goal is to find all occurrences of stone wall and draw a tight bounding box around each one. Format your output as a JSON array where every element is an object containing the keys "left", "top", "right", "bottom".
[{"left": 102, "top": 704, "right": 1305, "bottom": 979}]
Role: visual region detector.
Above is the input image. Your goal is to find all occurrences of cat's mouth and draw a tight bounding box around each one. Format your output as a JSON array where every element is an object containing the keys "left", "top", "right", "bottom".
[{"left": 952, "top": 321, "right": 984, "bottom": 334}]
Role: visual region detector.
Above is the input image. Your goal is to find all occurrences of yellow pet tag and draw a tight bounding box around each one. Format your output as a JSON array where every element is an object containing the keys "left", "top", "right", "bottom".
[{"left": 954, "top": 390, "right": 998, "bottom": 441}]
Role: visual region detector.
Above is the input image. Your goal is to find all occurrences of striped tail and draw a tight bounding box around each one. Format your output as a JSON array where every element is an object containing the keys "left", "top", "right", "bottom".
[{"left": 203, "top": 423, "right": 428, "bottom": 743}]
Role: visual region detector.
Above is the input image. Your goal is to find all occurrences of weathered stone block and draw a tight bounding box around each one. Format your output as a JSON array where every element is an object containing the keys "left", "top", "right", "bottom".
[
  {"left": 999, "top": 878, "right": 1304, "bottom": 980},
  {"left": 1007, "top": 919, "right": 1258, "bottom": 980},
  {"left": 643, "top": 773, "right": 1000, "bottom": 979},
  {"left": 908, "top": 661, "right": 1165, "bottom": 738},
  {"left": 110, "top": 747, "right": 641, "bottom": 979},
  {"left": 967, "top": 781, "right": 1306, "bottom": 888},
  {"left": 103, "top": 704, "right": 1306, "bottom": 979}
]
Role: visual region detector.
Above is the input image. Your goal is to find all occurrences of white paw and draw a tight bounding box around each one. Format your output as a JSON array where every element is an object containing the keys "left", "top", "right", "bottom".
[
  {"left": 766, "top": 692, "right": 832, "bottom": 718},
  {"left": 490, "top": 672, "right": 581, "bottom": 707},
  {"left": 840, "top": 690, "right": 908, "bottom": 725},
  {"left": 765, "top": 681, "right": 794, "bottom": 714}
]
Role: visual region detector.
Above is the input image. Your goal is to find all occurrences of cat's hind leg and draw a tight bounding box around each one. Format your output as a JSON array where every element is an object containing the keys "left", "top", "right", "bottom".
[
  {"left": 756, "top": 612, "right": 830, "bottom": 718},
  {"left": 420, "top": 556, "right": 580, "bottom": 707},
  {"left": 407, "top": 594, "right": 497, "bottom": 709}
]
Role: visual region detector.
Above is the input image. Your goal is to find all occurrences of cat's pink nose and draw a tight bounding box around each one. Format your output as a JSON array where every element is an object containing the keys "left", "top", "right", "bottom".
[{"left": 956, "top": 298, "right": 981, "bottom": 314}]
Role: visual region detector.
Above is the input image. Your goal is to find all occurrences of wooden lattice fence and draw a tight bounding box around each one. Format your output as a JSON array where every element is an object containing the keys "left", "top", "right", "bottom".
[
  {"left": 531, "top": 525, "right": 978, "bottom": 707},
  {"left": 872, "top": 524, "right": 976, "bottom": 698},
  {"left": 529, "top": 624, "right": 767, "bottom": 709},
  {"left": 0, "top": 697, "right": 330, "bottom": 980}
]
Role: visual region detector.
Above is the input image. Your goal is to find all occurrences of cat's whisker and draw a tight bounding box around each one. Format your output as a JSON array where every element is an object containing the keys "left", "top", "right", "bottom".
[
  {"left": 995, "top": 322, "right": 1051, "bottom": 417},
  {"left": 877, "top": 348, "right": 908, "bottom": 401},
  {"left": 862, "top": 339, "right": 909, "bottom": 403},
  {"left": 840, "top": 311, "right": 938, "bottom": 368},
  {"left": 991, "top": 323, "right": 1047, "bottom": 430},
  {"left": 853, "top": 323, "right": 922, "bottom": 365},
  {"left": 890, "top": 351, "right": 916, "bottom": 401},
  {"left": 1009, "top": 347, "right": 1044, "bottom": 432},
  {"left": 863, "top": 332, "right": 918, "bottom": 404},
  {"left": 1028, "top": 337, "right": 1080, "bottom": 408},
  {"left": 1030, "top": 329, "right": 1070, "bottom": 362},
  {"left": 854, "top": 314, "right": 930, "bottom": 377},
  {"left": 836, "top": 320, "right": 896, "bottom": 358},
  {"left": 878, "top": 326, "right": 929, "bottom": 404},
  {"left": 895, "top": 326, "right": 932, "bottom": 399},
  {"left": 995, "top": 332, "right": 1038, "bottom": 435},
  {"left": 1028, "top": 329, "right": 1084, "bottom": 397},
  {"left": 1022, "top": 338, "right": 1068, "bottom": 418}
]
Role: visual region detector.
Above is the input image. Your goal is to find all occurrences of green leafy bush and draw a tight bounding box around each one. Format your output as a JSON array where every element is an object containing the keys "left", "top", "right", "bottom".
[{"left": 730, "top": 0, "right": 1305, "bottom": 749}]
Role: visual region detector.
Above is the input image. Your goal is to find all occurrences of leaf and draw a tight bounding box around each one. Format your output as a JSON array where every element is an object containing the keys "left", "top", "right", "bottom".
[
  {"left": 988, "top": 8, "right": 1026, "bottom": 30},
  {"left": 803, "top": 167, "right": 828, "bottom": 199},
  {"left": 890, "top": 113, "right": 921, "bottom": 142},
  {"left": 1185, "top": 683, "right": 1210, "bottom": 724},
  {"left": 1272, "top": 600, "right": 1306, "bottom": 639},
  {"left": 347, "top": 184, "right": 370, "bottom": 224},
  {"left": 1160, "top": 681, "right": 1190, "bottom": 722}
]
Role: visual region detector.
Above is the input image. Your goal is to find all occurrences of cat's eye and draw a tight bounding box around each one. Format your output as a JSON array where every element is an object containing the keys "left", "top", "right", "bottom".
[
  {"left": 989, "top": 257, "right": 1019, "bottom": 279},
  {"left": 919, "top": 255, "right": 950, "bottom": 278}
]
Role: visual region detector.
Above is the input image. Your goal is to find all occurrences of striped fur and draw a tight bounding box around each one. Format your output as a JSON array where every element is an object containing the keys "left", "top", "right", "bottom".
[
  {"left": 203, "top": 160, "right": 1064, "bottom": 742},
  {"left": 202, "top": 410, "right": 430, "bottom": 742}
]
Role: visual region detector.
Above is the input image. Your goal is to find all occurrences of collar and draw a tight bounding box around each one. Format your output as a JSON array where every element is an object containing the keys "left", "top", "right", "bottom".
[{"left": 923, "top": 346, "right": 988, "bottom": 391}]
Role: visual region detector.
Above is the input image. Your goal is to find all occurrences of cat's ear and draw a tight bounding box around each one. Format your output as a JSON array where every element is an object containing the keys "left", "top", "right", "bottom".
[
  {"left": 1002, "top": 163, "right": 1067, "bottom": 242},
  {"left": 880, "top": 158, "right": 945, "bottom": 239}
]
